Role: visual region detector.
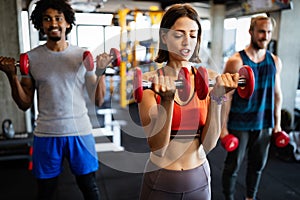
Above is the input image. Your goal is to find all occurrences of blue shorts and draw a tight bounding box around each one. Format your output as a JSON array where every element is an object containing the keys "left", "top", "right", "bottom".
[{"left": 32, "top": 134, "right": 99, "bottom": 179}]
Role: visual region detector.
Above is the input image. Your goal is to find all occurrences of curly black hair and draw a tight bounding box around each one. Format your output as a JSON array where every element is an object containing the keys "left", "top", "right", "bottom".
[{"left": 30, "top": 0, "right": 75, "bottom": 35}]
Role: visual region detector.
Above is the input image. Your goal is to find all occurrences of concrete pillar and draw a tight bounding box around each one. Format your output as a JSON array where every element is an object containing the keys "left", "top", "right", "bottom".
[
  {"left": 210, "top": 3, "right": 225, "bottom": 73},
  {"left": 277, "top": 0, "right": 300, "bottom": 121},
  {"left": 0, "top": 0, "right": 27, "bottom": 132}
]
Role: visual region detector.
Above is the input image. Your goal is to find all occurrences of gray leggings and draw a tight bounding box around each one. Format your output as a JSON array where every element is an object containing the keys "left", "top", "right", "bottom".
[
  {"left": 222, "top": 128, "right": 272, "bottom": 200},
  {"left": 139, "top": 160, "right": 211, "bottom": 200}
]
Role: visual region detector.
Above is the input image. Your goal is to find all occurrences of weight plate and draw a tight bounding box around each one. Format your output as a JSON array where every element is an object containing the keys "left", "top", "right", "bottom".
[
  {"left": 133, "top": 67, "right": 143, "bottom": 103},
  {"left": 110, "top": 48, "right": 121, "bottom": 67},
  {"left": 19, "top": 53, "right": 29, "bottom": 75},
  {"left": 177, "top": 67, "right": 190, "bottom": 102},
  {"left": 83, "top": 51, "right": 94, "bottom": 71},
  {"left": 195, "top": 67, "right": 209, "bottom": 100},
  {"left": 237, "top": 65, "right": 255, "bottom": 99}
]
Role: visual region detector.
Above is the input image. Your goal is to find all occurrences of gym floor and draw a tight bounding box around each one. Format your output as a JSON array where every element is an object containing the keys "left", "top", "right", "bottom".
[{"left": 1, "top": 103, "right": 300, "bottom": 200}]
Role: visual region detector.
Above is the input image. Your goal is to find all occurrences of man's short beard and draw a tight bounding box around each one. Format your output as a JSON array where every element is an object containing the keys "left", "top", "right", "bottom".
[
  {"left": 49, "top": 36, "right": 61, "bottom": 42},
  {"left": 252, "top": 41, "right": 260, "bottom": 50},
  {"left": 252, "top": 39, "right": 267, "bottom": 50}
]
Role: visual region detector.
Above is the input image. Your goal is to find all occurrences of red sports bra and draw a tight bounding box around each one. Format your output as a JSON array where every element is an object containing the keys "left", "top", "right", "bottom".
[{"left": 156, "top": 67, "right": 209, "bottom": 139}]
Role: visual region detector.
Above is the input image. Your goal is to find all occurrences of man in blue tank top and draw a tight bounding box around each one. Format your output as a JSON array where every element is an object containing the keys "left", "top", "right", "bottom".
[
  {"left": 221, "top": 16, "right": 283, "bottom": 200},
  {"left": 0, "top": 0, "right": 113, "bottom": 199}
]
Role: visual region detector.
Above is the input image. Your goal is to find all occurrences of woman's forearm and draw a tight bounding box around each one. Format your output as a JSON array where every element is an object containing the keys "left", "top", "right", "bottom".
[
  {"left": 201, "top": 100, "right": 222, "bottom": 154},
  {"left": 146, "top": 99, "right": 174, "bottom": 156}
]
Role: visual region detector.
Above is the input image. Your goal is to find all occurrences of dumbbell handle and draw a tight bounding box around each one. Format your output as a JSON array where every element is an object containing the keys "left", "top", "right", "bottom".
[
  {"left": 208, "top": 77, "right": 247, "bottom": 87},
  {"left": 134, "top": 67, "right": 191, "bottom": 103},
  {"left": 15, "top": 61, "right": 22, "bottom": 67},
  {"left": 141, "top": 80, "right": 184, "bottom": 89},
  {"left": 141, "top": 77, "right": 247, "bottom": 90}
]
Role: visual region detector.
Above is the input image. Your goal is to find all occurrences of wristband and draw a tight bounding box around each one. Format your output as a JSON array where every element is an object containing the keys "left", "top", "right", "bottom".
[{"left": 210, "top": 94, "right": 227, "bottom": 105}]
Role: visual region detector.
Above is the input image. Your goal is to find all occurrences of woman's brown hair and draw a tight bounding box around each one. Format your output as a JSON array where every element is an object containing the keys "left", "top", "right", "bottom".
[{"left": 155, "top": 4, "right": 202, "bottom": 63}]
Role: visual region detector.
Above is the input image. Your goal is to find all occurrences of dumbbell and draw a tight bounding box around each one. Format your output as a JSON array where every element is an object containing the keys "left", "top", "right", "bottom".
[
  {"left": 83, "top": 51, "right": 94, "bottom": 71},
  {"left": 14, "top": 50, "right": 102, "bottom": 75},
  {"left": 272, "top": 130, "right": 290, "bottom": 148},
  {"left": 220, "top": 134, "right": 239, "bottom": 152},
  {"left": 2, "top": 119, "right": 15, "bottom": 139},
  {"left": 12, "top": 53, "right": 30, "bottom": 75},
  {"left": 10, "top": 51, "right": 94, "bottom": 75},
  {"left": 83, "top": 48, "right": 121, "bottom": 74},
  {"left": 195, "top": 65, "right": 255, "bottom": 100},
  {"left": 133, "top": 67, "right": 191, "bottom": 103},
  {"left": 110, "top": 48, "right": 121, "bottom": 67}
]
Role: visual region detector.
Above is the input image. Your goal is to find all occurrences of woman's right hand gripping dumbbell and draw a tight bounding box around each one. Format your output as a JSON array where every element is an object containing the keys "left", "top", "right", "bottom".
[
  {"left": 151, "top": 73, "right": 177, "bottom": 101},
  {"left": 133, "top": 67, "right": 191, "bottom": 103}
]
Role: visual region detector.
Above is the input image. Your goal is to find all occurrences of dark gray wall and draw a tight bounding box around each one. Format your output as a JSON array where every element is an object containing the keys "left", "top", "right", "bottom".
[
  {"left": 277, "top": 0, "right": 300, "bottom": 121},
  {"left": 0, "top": 0, "right": 27, "bottom": 133}
]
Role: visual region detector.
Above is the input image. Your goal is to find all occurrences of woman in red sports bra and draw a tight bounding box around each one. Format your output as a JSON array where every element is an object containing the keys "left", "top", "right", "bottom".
[{"left": 138, "top": 3, "right": 239, "bottom": 200}]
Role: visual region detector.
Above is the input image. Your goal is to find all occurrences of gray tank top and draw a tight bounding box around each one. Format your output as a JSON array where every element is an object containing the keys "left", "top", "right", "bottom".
[{"left": 28, "top": 44, "right": 94, "bottom": 136}]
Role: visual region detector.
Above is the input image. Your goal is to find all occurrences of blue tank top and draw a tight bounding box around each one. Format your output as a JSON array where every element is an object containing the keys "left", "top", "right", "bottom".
[{"left": 227, "top": 50, "right": 276, "bottom": 131}]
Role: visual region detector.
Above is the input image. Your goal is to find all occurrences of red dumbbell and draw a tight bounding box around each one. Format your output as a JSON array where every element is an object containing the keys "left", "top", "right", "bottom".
[
  {"left": 16, "top": 50, "right": 119, "bottom": 76},
  {"left": 18, "top": 51, "right": 96, "bottom": 75},
  {"left": 110, "top": 48, "right": 121, "bottom": 67},
  {"left": 83, "top": 48, "right": 122, "bottom": 73},
  {"left": 17, "top": 52, "right": 92, "bottom": 75},
  {"left": 15, "top": 51, "right": 96, "bottom": 75},
  {"left": 133, "top": 67, "right": 191, "bottom": 103},
  {"left": 272, "top": 131, "right": 290, "bottom": 148},
  {"left": 221, "top": 134, "right": 239, "bottom": 152},
  {"left": 195, "top": 65, "right": 255, "bottom": 100},
  {"left": 83, "top": 51, "right": 94, "bottom": 71},
  {"left": 15, "top": 53, "right": 30, "bottom": 75}
]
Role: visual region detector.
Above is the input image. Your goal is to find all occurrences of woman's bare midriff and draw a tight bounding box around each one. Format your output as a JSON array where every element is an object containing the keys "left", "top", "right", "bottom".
[{"left": 149, "top": 138, "right": 207, "bottom": 171}]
